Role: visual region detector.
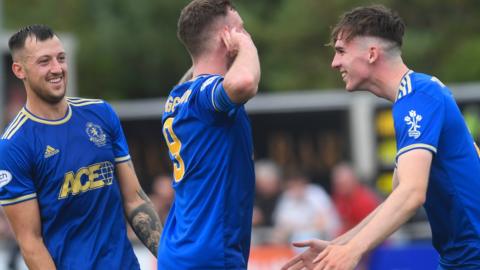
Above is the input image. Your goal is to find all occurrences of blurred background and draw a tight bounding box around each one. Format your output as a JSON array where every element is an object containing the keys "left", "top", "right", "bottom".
[{"left": 1, "top": 0, "right": 480, "bottom": 269}]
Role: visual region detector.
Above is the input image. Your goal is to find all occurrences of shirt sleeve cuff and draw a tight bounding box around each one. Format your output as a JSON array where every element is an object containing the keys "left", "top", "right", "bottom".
[
  {"left": 396, "top": 143, "right": 437, "bottom": 161},
  {"left": 114, "top": 155, "right": 131, "bottom": 163},
  {"left": 0, "top": 193, "right": 37, "bottom": 206}
]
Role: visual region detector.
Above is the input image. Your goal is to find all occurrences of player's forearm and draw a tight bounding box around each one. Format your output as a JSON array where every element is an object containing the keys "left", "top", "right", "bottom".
[
  {"left": 223, "top": 38, "right": 261, "bottom": 103},
  {"left": 126, "top": 189, "right": 163, "bottom": 257},
  {"left": 332, "top": 172, "right": 399, "bottom": 246},
  {"left": 331, "top": 203, "right": 383, "bottom": 245},
  {"left": 20, "top": 240, "right": 56, "bottom": 270},
  {"left": 348, "top": 185, "right": 424, "bottom": 254}
]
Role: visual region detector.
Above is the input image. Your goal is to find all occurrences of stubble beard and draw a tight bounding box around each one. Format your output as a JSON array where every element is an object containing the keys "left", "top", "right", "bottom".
[{"left": 30, "top": 81, "right": 67, "bottom": 105}]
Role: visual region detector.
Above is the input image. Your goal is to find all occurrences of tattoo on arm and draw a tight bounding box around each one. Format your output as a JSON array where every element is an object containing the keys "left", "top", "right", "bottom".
[{"left": 128, "top": 189, "right": 163, "bottom": 257}]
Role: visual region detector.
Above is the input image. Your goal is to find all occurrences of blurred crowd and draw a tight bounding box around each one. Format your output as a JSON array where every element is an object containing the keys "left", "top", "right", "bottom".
[
  {"left": 251, "top": 160, "right": 380, "bottom": 246},
  {"left": 131, "top": 159, "right": 381, "bottom": 248}
]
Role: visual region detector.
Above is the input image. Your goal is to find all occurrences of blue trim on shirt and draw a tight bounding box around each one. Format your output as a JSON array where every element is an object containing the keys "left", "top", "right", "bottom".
[{"left": 213, "top": 83, "right": 238, "bottom": 112}]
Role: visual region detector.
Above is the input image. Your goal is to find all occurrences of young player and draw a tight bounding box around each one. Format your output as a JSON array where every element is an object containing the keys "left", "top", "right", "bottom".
[{"left": 283, "top": 5, "right": 480, "bottom": 270}]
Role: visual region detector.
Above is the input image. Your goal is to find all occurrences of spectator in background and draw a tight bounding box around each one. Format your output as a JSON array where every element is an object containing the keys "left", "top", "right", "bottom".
[
  {"left": 331, "top": 162, "right": 380, "bottom": 235},
  {"left": 253, "top": 160, "right": 283, "bottom": 227},
  {"left": 151, "top": 175, "right": 175, "bottom": 222},
  {"left": 272, "top": 172, "right": 340, "bottom": 244},
  {"left": 331, "top": 163, "right": 380, "bottom": 270}
]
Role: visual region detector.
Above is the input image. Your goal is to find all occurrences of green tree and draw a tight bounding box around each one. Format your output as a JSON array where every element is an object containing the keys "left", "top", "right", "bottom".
[{"left": 5, "top": 0, "right": 480, "bottom": 98}]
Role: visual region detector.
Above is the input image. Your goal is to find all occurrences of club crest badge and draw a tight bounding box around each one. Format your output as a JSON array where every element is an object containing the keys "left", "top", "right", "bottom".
[
  {"left": 86, "top": 122, "right": 106, "bottom": 147},
  {"left": 404, "top": 110, "right": 422, "bottom": 139}
]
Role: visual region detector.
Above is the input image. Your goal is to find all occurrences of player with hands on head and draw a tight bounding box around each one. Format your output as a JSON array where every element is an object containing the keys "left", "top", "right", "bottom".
[{"left": 157, "top": 0, "right": 260, "bottom": 269}]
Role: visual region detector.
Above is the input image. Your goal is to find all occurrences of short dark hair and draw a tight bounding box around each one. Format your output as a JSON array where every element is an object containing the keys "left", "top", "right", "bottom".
[
  {"left": 331, "top": 5, "right": 405, "bottom": 48},
  {"left": 177, "top": 0, "right": 234, "bottom": 57},
  {"left": 8, "top": 24, "right": 55, "bottom": 56}
]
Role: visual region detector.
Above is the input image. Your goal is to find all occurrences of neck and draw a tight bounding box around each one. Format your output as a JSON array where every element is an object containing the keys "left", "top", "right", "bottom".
[
  {"left": 25, "top": 93, "right": 68, "bottom": 120},
  {"left": 192, "top": 53, "right": 228, "bottom": 78},
  {"left": 367, "top": 58, "right": 409, "bottom": 102}
]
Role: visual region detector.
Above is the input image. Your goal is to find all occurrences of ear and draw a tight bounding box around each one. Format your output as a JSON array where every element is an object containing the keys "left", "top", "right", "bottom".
[
  {"left": 12, "top": 62, "right": 26, "bottom": 80},
  {"left": 368, "top": 46, "right": 379, "bottom": 64},
  {"left": 220, "top": 26, "right": 231, "bottom": 51}
]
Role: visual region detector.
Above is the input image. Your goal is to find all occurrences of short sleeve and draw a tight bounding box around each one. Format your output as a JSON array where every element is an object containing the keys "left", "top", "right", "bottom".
[
  {"left": 196, "top": 75, "right": 241, "bottom": 117},
  {"left": 393, "top": 91, "right": 444, "bottom": 160},
  {"left": 104, "top": 102, "right": 131, "bottom": 164},
  {"left": 0, "top": 142, "right": 37, "bottom": 206}
]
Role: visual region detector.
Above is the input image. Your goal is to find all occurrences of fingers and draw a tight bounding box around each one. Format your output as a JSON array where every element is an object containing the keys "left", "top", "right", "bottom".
[
  {"left": 290, "top": 260, "right": 306, "bottom": 270},
  {"left": 281, "top": 253, "right": 303, "bottom": 270},
  {"left": 313, "top": 260, "right": 326, "bottom": 270},
  {"left": 292, "top": 240, "right": 313, "bottom": 248},
  {"left": 313, "top": 248, "right": 328, "bottom": 264},
  {"left": 313, "top": 254, "right": 331, "bottom": 270}
]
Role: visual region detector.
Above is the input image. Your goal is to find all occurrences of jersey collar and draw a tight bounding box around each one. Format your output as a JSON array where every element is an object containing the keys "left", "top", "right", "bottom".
[
  {"left": 22, "top": 104, "right": 72, "bottom": 125},
  {"left": 394, "top": 70, "right": 414, "bottom": 103}
]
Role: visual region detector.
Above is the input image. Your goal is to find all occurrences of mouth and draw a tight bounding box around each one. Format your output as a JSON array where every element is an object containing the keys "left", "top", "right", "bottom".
[
  {"left": 47, "top": 76, "right": 63, "bottom": 85},
  {"left": 340, "top": 71, "right": 347, "bottom": 81}
]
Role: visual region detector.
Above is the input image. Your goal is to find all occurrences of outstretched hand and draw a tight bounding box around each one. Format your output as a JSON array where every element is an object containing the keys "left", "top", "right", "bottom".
[
  {"left": 312, "top": 243, "right": 362, "bottom": 270},
  {"left": 281, "top": 239, "right": 330, "bottom": 270}
]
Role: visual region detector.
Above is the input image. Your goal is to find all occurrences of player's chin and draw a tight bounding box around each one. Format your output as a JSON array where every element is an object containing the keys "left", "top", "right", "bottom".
[
  {"left": 345, "top": 83, "right": 356, "bottom": 92},
  {"left": 45, "top": 91, "right": 67, "bottom": 104},
  {"left": 344, "top": 80, "right": 362, "bottom": 92}
]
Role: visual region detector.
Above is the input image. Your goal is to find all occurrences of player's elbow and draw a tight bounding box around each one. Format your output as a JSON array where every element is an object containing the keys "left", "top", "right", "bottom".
[
  {"left": 17, "top": 235, "right": 45, "bottom": 258},
  {"left": 414, "top": 191, "right": 426, "bottom": 206},
  {"left": 19, "top": 244, "right": 37, "bottom": 260},
  {"left": 223, "top": 74, "right": 259, "bottom": 103},
  {"left": 406, "top": 189, "right": 426, "bottom": 210},
  {"left": 236, "top": 76, "right": 259, "bottom": 101}
]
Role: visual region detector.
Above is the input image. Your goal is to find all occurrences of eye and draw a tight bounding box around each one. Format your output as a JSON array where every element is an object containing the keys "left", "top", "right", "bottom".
[
  {"left": 58, "top": 55, "right": 66, "bottom": 63},
  {"left": 335, "top": 48, "right": 345, "bottom": 56},
  {"left": 38, "top": 59, "right": 49, "bottom": 66}
]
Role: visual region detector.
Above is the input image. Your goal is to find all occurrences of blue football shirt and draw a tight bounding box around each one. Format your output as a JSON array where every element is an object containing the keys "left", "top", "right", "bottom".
[
  {"left": 0, "top": 98, "right": 140, "bottom": 270},
  {"left": 393, "top": 71, "right": 480, "bottom": 269},
  {"left": 158, "top": 75, "right": 255, "bottom": 269}
]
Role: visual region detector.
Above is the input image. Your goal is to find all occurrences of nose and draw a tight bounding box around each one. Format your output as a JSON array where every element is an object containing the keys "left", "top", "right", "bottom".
[
  {"left": 50, "top": 59, "right": 63, "bottom": 74},
  {"left": 331, "top": 54, "right": 340, "bottom": 69}
]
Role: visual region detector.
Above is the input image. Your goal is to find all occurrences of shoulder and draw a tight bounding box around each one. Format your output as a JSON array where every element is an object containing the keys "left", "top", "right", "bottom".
[
  {"left": 178, "top": 74, "right": 223, "bottom": 93},
  {"left": 197, "top": 75, "right": 223, "bottom": 91},
  {"left": 0, "top": 110, "right": 31, "bottom": 142},
  {"left": 66, "top": 97, "right": 117, "bottom": 115},
  {"left": 67, "top": 97, "right": 104, "bottom": 106},
  {"left": 0, "top": 127, "right": 31, "bottom": 164},
  {"left": 66, "top": 97, "right": 105, "bottom": 109},
  {"left": 176, "top": 74, "right": 223, "bottom": 94},
  {"left": 396, "top": 72, "right": 450, "bottom": 103},
  {"left": 164, "top": 75, "right": 223, "bottom": 115}
]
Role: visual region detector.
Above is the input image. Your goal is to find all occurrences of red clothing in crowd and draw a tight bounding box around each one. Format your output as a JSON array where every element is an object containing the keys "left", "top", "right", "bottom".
[{"left": 333, "top": 185, "right": 380, "bottom": 234}]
